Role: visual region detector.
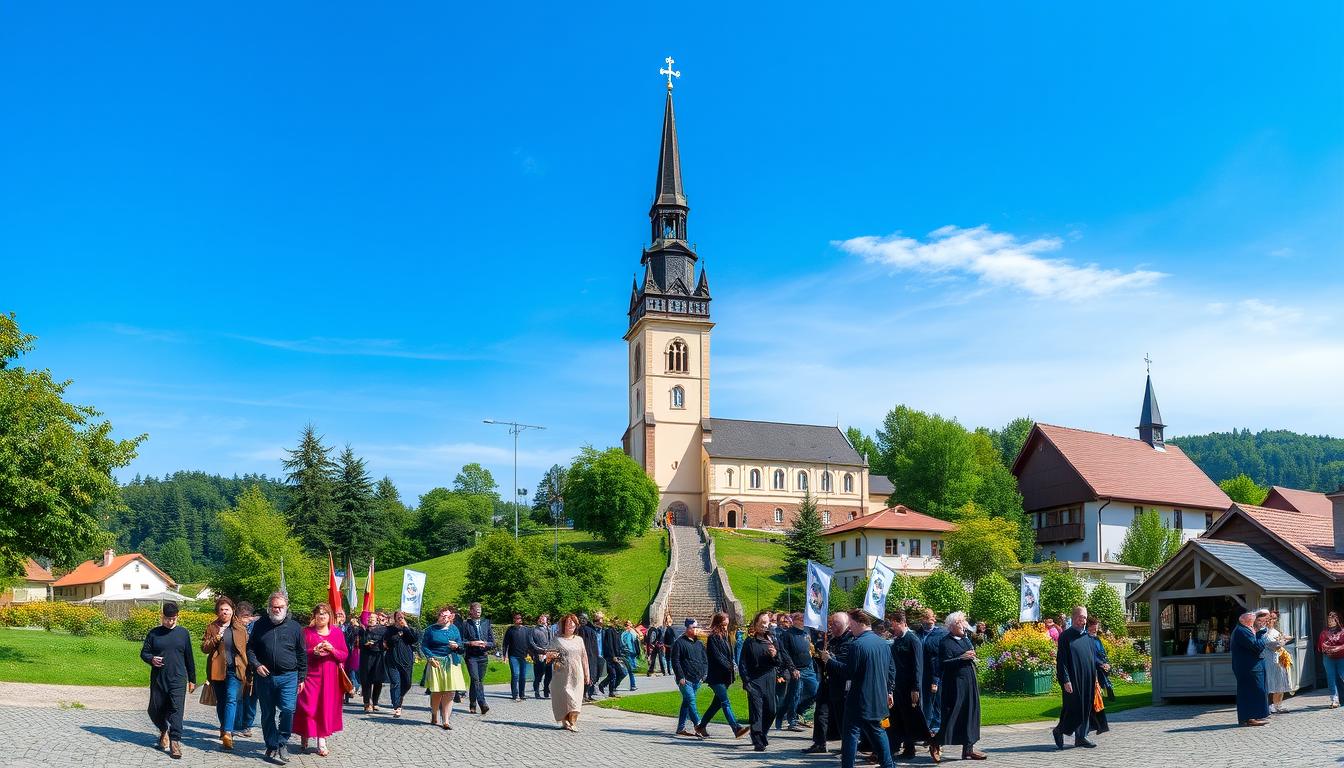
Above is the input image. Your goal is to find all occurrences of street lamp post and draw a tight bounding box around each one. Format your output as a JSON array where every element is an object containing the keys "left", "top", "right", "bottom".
[{"left": 483, "top": 419, "right": 546, "bottom": 539}]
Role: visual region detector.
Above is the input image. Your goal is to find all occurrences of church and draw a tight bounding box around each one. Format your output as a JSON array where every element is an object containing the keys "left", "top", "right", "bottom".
[{"left": 620, "top": 73, "right": 881, "bottom": 531}]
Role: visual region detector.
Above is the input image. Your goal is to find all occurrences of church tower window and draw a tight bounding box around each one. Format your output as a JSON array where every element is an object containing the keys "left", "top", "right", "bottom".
[
  {"left": 797, "top": 471, "right": 809, "bottom": 491},
  {"left": 843, "top": 473, "right": 854, "bottom": 493},
  {"left": 820, "top": 472, "right": 832, "bottom": 493},
  {"left": 671, "top": 385, "right": 685, "bottom": 409},
  {"left": 772, "top": 469, "right": 785, "bottom": 490},
  {"left": 633, "top": 344, "right": 642, "bottom": 379},
  {"left": 666, "top": 339, "right": 689, "bottom": 373},
  {"left": 750, "top": 469, "right": 762, "bottom": 489}
]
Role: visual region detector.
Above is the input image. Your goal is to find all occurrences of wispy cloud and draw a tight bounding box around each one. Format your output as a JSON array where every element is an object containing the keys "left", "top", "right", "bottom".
[
  {"left": 1236, "top": 299, "right": 1304, "bottom": 333},
  {"left": 229, "top": 335, "right": 477, "bottom": 361},
  {"left": 102, "top": 323, "right": 186, "bottom": 343},
  {"left": 834, "top": 225, "right": 1167, "bottom": 301}
]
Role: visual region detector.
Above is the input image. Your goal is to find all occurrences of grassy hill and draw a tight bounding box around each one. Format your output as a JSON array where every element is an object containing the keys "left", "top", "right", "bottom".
[
  {"left": 708, "top": 528, "right": 796, "bottom": 615},
  {"left": 373, "top": 528, "right": 669, "bottom": 622}
]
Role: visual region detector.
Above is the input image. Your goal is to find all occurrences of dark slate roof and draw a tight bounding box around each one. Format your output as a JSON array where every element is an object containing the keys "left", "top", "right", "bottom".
[
  {"left": 1192, "top": 539, "right": 1318, "bottom": 595},
  {"left": 1138, "top": 374, "right": 1165, "bottom": 428},
  {"left": 870, "top": 475, "right": 894, "bottom": 496},
  {"left": 706, "top": 418, "right": 864, "bottom": 464},
  {"left": 652, "top": 92, "right": 686, "bottom": 209}
]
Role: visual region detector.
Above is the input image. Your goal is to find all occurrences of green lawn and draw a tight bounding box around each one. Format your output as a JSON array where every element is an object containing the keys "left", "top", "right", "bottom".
[
  {"left": 599, "top": 680, "right": 1153, "bottom": 727},
  {"left": 0, "top": 627, "right": 517, "bottom": 687},
  {"left": 708, "top": 529, "right": 795, "bottom": 614},
  {"left": 374, "top": 527, "right": 669, "bottom": 622}
]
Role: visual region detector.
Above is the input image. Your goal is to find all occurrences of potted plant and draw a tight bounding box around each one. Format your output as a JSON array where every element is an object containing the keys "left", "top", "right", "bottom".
[
  {"left": 986, "top": 627, "right": 1056, "bottom": 694},
  {"left": 1110, "top": 638, "right": 1151, "bottom": 683}
]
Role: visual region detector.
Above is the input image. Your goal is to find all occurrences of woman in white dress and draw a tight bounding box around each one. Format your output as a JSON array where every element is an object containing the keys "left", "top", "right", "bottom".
[
  {"left": 1262, "top": 611, "right": 1295, "bottom": 712},
  {"left": 546, "top": 614, "right": 591, "bottom": 732}
]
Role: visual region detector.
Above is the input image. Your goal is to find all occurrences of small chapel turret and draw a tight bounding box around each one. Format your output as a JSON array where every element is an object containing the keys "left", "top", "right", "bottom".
[{"left": 1137, "top": 356, "right": 1166, "bottom": 450}]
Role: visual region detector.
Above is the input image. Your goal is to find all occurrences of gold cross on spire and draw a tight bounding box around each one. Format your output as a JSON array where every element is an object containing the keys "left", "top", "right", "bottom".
[
  {"left": 1144, "top": 353, "right": 1152, "bottom": 374},
  {"left": 659, "top": 56, "right": 681, "bottom": 91}
]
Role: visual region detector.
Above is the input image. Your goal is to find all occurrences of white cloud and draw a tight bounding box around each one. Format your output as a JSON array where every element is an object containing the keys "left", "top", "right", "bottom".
[
  {"left": 1236, "top": 299, "right": 1304, "bottom": 333},
  {"left": 834, "top": 225, "right": 1166, "bottom": 301}
]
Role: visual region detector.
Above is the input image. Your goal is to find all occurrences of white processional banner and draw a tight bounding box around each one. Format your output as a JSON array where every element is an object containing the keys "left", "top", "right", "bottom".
[
  {"left": 803, "top": 560, "right": 833, "bottom": 630},
  {"left": 400, "top": 569, "right": 426, "bottom": 616},
  {"left": 862, "top": 558, "right": 895, "bottom": 619},
  {"left": 1019, "top": 573, "right": 1042, "bottom": 622}
]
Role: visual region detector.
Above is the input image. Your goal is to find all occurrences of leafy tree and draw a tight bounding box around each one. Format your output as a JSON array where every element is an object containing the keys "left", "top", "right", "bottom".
[
  {"left": 372, "top": 477, "right": 420, "bottom": 567},
  {"left": 415, "top": 487, "right": 494, "bottom": 556},
  {"left": 968, "top": 432, "right": 1035, "bottom": 562},
  {"left": 1039, "top": 567, "right": 1086, "bottom": 622},
  {"left": 1118, "top": 509, "right": 1183, "bottom": 572},
  {"left": 969, "top": 571, "right": 1017, "bottom": 629},
  {"left": 330, "top": 445, "right": 380, "bottom": 566},
  {"left": 940, "top": 505, "right": 1021, "bottom": 583},
  {"left": 460, "top": 532, "right": 610, "bottom": 622},
  {"left": 215, "top": 486, "right": 321, "bottom": 608},
  {"left": 0, "top": 313, "right": 144, "bottom": 576},
  {"left": 522, "top": 544, "right": 610, "bottom": 620},
  {"left": 877, "top": 406, "right": 980, "bottom": 520},
  {"left": 920, "top": 569, "right": 970, "bottom": 616},
  {"left": 983, "top": 416, "right": 1034, "bottom": 470},
  {"left": 845, "top": 427, "right": 883, "bottom": 475},
  {"left": 281, "top": 424, "right": 338, "bottom": 552},
  {"left": 1086, "top": 582, "right": 1127, "bottom": 636},
  {"left": 530, "top": 464, "right": 568, "bottom": 525},
  {"left": 783, "top": 491, "right": 830, "bottom": 582},
  {"left": 453, "top": 463, "right": 499, "bottom": 499},
  {"left": 1219, "top": 473, "right": 1269, "bottom": 506},
  {"left": 563, "top": 446, "right": 659, "bottom": 546},
  {"left": 156, "top": 538, "right": 194, "bottom": 583}
]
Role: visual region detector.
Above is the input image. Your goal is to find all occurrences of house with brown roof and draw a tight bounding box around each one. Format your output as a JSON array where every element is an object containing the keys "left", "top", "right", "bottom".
[
  {"left": 1127, "top": 488, "right": 1344, "bottom": 701},
  {"left": 821, "top": 505, "right": 956, "bottom": 590},
  {"left": 1011, "top": 374, "right": 1231, "bottom": 564},
  {"left": 51, "top": 549, "right": 178, "bottom": 602},
  {"left": 0, "top": 558, "right": 55, "bottom": 605}
]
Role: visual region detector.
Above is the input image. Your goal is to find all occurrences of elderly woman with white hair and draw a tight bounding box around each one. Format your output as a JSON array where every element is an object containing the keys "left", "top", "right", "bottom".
[{"left": 932, "top": 611, "right": 985, "bottom": 761}]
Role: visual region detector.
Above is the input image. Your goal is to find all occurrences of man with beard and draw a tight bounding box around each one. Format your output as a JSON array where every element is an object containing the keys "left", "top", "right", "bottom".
[
  {"left": 248, "top": 591, "right": 307, "bottom": 765},
  {"left": 803, "top": 611, "right": 852, "bottom": 754},
  {"left": 1052, "top": 605, "right": 1099, "bottom": 750},
  {"left": 887, "top": 610, "right": 934, "bottom": 761}
]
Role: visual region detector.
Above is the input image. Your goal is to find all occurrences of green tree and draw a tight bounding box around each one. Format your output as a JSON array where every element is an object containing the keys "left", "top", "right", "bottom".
[
  {"left": 461, "top": 532, "right": 535, "bottom": 620},
  {"left": 845, "top": 427, "right": 883, "bottom": 476},
  {"left": 969, "top": 571, "right": 1017, "bottom": 629},
  {"left": 1219, "top": 473, "right": 1269, "bottom": 506},
  {"left": 1086, "top": 582, "right": 1127, "bottom": 636},
  {"left": 281, "top": 424, "right": 338, "bottom": 552},
  {"left": 1118, "top": 509, "right": 1183, "bottom": 572},
  {"left": 453, "top": 463, "right": 499, "bottom": 499},
  {"left": 563, "top": 447, "right": 659, "bottom": 546},
  {"left": 330, "top": 445, "right": 380, "bottom": 566},
  {"left": 783, "top": 491, "right": 830, "bottom": 582},
  {"left": 940, "top": 505, "right": 1021, "bottom": 583},
  {"left": 530, "top": 464, "right": 568, "bottom": 525},
  {"left": 522, "top": 543, "right": 610, "bottom": 620},
  {"left": 0, "top": 313, "right": 144, "bottom": 576},
  {"left": 985, "top": 416, "right": 1034, "bottom": 469},
  {"left": 920, "top": 569, "right": 970, "bottom": 616},
  {"left": 156, "top": 538, "right": 194, "bottom": 583},
  {"left": 372, "top": 477, "right": 421, "bottom": 567},
  {"left": 215, "top": 486, "right": 321, "bottom": 608},
  {"left": 416, "top": 487, "right": 494, "bottom": 556},
  {"left": 878, "top": 406, "right": 981, "bottom": 521},
  {"left": 1039, "top": 567, "right": 1087, "bottom": 622}
]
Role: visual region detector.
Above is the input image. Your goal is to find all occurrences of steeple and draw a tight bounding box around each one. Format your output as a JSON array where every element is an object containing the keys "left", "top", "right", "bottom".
[
  {"left": 650, "top": 91, "right": 688, "bottom": 240},
  {"left": 1137, "top": 366, "right": 1166, "bottom": 450}
]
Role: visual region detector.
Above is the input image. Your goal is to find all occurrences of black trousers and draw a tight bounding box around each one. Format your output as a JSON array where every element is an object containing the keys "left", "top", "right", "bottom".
[
  {"left": 587, "top": 657, "right": 606, "bottom": 698},
  {"left": 746, "top": 682, "right": 777, "bottom": 749},
  {"left": 533, "top": 659, "right": 552, "bottom": 696},
  {"left": 465, "top": 656, "right": 488, "bottom": 709},
  {"left": 387, "top": 663, "right": 412, "bottom": 708},
  {"left": 148, "top": 684, "right": 186, "bottom": 740},
  {"left": 647, "top": 648, "right": 667, "bottom": 674},
  {"left": 602, "top": 659, "right": 625, "bottom": 694}
]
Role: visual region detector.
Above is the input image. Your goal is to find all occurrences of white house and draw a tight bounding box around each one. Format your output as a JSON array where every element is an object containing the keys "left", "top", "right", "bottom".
[
  {"left": 822, "top": 505, "right": 957, "bottom": 591},
  {"left": 52, "top": 549, "right": 177, "bottom": 602},
  {"left": 0, "top": 559, "right": 54, "bottom": 605}
]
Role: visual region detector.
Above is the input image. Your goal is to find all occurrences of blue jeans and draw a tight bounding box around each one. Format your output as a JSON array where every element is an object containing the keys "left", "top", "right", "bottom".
[
  {"left": 795, "top": 667, "right": 819, "bottom": 719},
  {"left": 842, "top": 714, "right": 893, "bottom": 768},
  {"left": 347, "top": 666, "right": 360, "bottom": 693},
  {"left": 624, "top": 654, "right": 639, "bottom": 689},
  {"left": 923, "top": 686, "right": 942, "bottom": 733},
  {"left": 1325, "top": 656, "right": 1344, "bottom": 700},
  {"left": 212, "top": 670, "right": 242, "bottom": 732},
  {"left": 698, "top": 682, "right": 742, "bottom": 730},
  {"left": 235, "top": 676, "right": 258, "bottom": 731},
  {"left": 533, "top": 659, "right": 552, "bottom": 696},
  {"left": 256, "top": 671, "right": 298, "bottom": 750},
  {"left": 508, "top": 656, "right": 529, "bottom": 699},
  {"left": 676, "top": 680, "right": 701, "bottom": 732}
]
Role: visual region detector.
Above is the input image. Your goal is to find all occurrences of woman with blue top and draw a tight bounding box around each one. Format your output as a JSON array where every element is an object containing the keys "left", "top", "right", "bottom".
[{"left": 421, "top": 605, "right": 467, "bottom": 729}]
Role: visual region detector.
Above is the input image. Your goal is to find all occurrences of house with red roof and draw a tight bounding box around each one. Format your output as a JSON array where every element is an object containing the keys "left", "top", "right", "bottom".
[
  {"left": 821, "top": 505, "right": 957, "bottom": 590},
  {"left": 51, "top": 549, "right": 178, "bottom": 602},
  {"left": 0, "top": 558, "right": 55, "bottom": 605},
  {"left": 1012, "top": 374, "right": 1231, "bottom": 564}
]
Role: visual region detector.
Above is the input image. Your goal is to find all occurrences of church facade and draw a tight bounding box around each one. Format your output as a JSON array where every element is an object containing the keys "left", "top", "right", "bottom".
[{"left": 620, "top": 82, "right": 876, "bottom": 531}]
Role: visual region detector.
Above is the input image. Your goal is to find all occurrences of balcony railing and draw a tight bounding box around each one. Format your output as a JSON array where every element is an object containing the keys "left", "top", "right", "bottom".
[{"left": 1035, "top": 522, "right": 1084, "bottom": 544}]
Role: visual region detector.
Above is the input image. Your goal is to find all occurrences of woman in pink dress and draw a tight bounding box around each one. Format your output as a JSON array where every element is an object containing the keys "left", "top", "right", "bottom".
[{"left": 294, "top": 603, "right": 348, "bottom": 757}]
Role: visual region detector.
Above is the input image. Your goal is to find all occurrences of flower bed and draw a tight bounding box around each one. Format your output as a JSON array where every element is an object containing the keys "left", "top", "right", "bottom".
[{"left": 983, "top": 626, "right": 1056, "bottom": 693}]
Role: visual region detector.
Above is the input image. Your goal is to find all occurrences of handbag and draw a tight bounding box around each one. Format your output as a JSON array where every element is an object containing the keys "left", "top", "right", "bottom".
[
  {"left": 200, "top": 681, "right": 216, "bottom": 706},
  {"left": 338, "top": 667, "right": 355, "bottom": 694},
  {"left": 1093, "top": 681, "right": 1104, "bottom": 713}
]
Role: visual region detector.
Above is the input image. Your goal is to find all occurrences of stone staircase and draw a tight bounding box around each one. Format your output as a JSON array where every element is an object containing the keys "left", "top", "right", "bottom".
[{"left": 664, "top": 524, "right": 722, "bottom": 626}]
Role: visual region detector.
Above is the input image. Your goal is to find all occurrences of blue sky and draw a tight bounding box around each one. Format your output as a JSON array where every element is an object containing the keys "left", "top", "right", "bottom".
[{"left": 3, "top": 4, "right": 1342, "bottom": 502}]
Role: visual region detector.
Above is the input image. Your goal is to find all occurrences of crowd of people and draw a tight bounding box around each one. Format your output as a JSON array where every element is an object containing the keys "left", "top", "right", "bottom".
[{"left": 1231, "top": 607, "right": 1343, "bottom": 726}]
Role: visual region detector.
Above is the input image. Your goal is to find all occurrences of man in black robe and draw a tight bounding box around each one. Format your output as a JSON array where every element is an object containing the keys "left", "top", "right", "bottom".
[
  {"left": 1231, "top": 610, "right": 1270, "bottom": 726},
  {"left": 140, "top": 602, "right": 196, "bottom": 759},
  {"left": 887, "top": 610, "right": 934, "bottom": 760},
  {"left": 804, "top": 611, "right": 852, "bottom": 754},
  {"left": 935, "top": 612, "right": 985, "bottom": 760},
  {"left": 1052, "top": 606, "right": 1099, "bottom": 749}
]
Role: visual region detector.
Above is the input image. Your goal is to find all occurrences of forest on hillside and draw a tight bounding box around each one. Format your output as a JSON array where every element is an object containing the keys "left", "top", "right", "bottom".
[{"left": 1171, "top": 429, "right": 1344, "bottom": 492}]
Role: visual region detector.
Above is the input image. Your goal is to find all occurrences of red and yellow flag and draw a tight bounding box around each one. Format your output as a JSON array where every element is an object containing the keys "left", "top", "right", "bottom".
[
  {"left": 327, "top": 552, "right": 342, "bottom": 614},
  {"left": 360, "top": 558, "right": 376, "bottom": 624}
]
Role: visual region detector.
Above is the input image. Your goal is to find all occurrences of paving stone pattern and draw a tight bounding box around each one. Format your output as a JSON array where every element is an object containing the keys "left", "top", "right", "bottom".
[{"left": 0, "top": 674, "right": 1338, "bottom": 768}]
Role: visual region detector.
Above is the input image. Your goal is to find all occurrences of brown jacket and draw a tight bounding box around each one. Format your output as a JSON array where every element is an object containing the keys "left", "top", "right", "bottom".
[{"left": 201, "top": 617, "right": 250, "bottom": 682}]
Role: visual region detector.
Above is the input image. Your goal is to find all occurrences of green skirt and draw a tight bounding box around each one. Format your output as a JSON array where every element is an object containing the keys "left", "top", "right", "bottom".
[{"left": 423, "top": 658, "right": 467, "bottom": 693}]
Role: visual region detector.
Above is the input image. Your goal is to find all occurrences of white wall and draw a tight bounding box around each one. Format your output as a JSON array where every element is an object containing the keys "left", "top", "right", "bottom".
[
  {"left": 1038, "top": 501, "right": 1221, "bottom": 563},
  {"left": 827, "top": 531, "right": 946, "bottom": 590},
  {"left": 101, "top": 560, "right": 171, "bottom": 597}
]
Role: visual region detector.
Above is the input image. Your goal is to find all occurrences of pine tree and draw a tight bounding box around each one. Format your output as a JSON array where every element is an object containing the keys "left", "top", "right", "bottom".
[
  {"left": 783, "top": 491, "right": 830, "bottom": 582},
  {"left": 281, "top": 424, "right": 338, "bottom": 553},
  {"left": 330, "top": 445, "right": 377, "bottom": 566}
]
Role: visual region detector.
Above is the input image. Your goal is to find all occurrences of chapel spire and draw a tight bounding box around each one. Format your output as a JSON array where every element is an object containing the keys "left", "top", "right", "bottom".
[
  {"left": 1137, "top": 355, "right": 1166, "bottom": 450},
  {"left": 651, "top": 90, "right": 688, "bottom": 215}
]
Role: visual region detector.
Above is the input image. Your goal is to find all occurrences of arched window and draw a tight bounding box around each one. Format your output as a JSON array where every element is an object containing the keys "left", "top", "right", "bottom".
[
  {"left": 820, "top": 472, "right": 832, "bottom": 493},
  {"left": 822, "top": 510, "right": 831, "bottom": 525},
  {"left": 773, "top": 508, "right": 784, "bottom": 524},
  {"left": 725, "top": 468, "right": 735, "bottom": 486},
  {"left": 843, "top": 473, "right": 854, "bottom": 493},
  {"left": 666, "top": 339, "right": 689, "bottom": 373},
  {"left": 635, "top": 390, "right": 642, "bottom": 418},
  {"left": 772, "top": 469, "right": 785, "bottom": 490},
  {"left": 750, "top": 469, "right": 762, "bottom": 489},
  {"left": 633, "top": 344, "right": 642, "bottom": 379},
  {"left": 797, "top": 471, "right": 809, "bottom": 491},
  {"left": 671, "top": 385, "right": 685, "bottom": 409}
]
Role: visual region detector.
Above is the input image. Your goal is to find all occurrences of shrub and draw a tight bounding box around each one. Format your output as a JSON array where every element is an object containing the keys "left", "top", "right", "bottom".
[
  {"left": 0, "top": 602, "right": 120, "bottom": 636},
  {"left": 1105, "top": 635, "right": 1151, "bottom": 678},
  {"left": 121, "top": 608, "right": 216, "bottom": 640},
  {"left": 920, "top": 569, "right": 970, "bottom": 617},
  {"left": 1085, "top": 582, "right": 1126, "bottom": 636},
  {"left": 1039, "top": 568, "right": 1086, "bottom": 622},
  {"left": 969, "top": 572, "right": 1017, "bottom": 630}
]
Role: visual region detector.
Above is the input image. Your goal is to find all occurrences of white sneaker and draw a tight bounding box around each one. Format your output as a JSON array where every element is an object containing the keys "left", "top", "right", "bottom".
[{"left": 1330, "top": 698, "right": 1339, "bottom": 709}]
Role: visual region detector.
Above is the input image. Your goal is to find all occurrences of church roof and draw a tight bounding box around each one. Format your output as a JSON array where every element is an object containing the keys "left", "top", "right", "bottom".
[
  {"left": 1138, "top": 374, "right": 1165, "bottom": 429},
  {"left": 705, "top": 418, "right": 864, "bottom": 464},
  {"left": 652, "top": 92, "right": 687, "bottom": 210}
]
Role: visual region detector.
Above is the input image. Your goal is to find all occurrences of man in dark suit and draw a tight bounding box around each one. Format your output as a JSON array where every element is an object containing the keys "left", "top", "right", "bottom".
[
  {"left": 888, "top": 609, "right": 933, "bottom": 760},
  {"left": 578, "top": 613, "right": 601, "bottom": 701},
  {"left": 459, "top": 602, "right": 494, "bottom": 715},
  {"left": 1231, "top": 610, "right": 1270, "bottom": 726},
  {"left": 600, "top": 617, "right": 626, "bottom": 697},
  {"left": 841, "top": 610, "right": 893, "bottom": 768},
  {"left": 804, "top": 611, "right": 852, "bottom": 755},
  {"left": 918, "top": 608, "right": 948, "bottom": 735}
]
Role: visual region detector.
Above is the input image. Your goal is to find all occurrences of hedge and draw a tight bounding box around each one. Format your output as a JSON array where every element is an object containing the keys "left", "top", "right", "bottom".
[{"left": 0, "top": 603, "right": 215, "bottom": 640}]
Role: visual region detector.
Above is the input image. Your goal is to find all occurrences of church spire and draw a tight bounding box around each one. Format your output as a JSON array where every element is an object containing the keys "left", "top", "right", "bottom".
[
  {"left": 1137, "top": 356, "right": 1166, "bottom": 449},
  {"left": 652, "top": 90, "right": 687, "bottom": 213}
]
